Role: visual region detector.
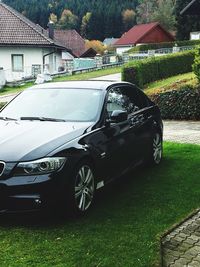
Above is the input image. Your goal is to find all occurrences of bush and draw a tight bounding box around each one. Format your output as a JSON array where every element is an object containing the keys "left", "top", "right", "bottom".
[
  {"left": 128, "top": 40, "right": 200, "bottom": 53},
  {"left": 192, "top": 46, "right": 200, "bottom": 83},
  {"left": 122, "top": 50, "right": 195, "bottom": 88},
  {"left": 149, "top": 85, "right": 200, "bottom": 120}
]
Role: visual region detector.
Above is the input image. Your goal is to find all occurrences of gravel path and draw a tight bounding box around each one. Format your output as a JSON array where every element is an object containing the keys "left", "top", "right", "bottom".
[{"left": 163, "top": 121, "right": 200, "bottom": 145}]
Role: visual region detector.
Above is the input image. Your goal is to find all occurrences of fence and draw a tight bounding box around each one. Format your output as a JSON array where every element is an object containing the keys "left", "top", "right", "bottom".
[{"left": 1, "top": 45, "right": 197, "bottom": 85}]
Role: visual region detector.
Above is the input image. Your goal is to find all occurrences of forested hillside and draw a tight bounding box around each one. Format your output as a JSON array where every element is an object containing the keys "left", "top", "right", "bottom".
[
  {"left": 4, "top": 0, "right": 138, "bottom": 40},
  {"left": 3, "top": 0, "right": 178, "bottom": 40}
]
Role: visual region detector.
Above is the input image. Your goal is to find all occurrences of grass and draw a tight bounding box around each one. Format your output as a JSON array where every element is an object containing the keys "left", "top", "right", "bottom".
[
  {"left": 0, "top": 67, "right": 121, "bottom": 96},
  {"left": 0, "top": 142, "right": 200, "bottom": 266},
  {"left": 144, "top": 72, "right": 197, "bottom": 95}
]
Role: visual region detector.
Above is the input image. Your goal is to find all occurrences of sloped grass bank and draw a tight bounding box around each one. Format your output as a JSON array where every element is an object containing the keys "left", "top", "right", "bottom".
[
  {"left": 144, "top": 72, "right": 200, "bottom": 120},
  {"left": 0, "top": 143, "right": 200, "bottom": 267}
]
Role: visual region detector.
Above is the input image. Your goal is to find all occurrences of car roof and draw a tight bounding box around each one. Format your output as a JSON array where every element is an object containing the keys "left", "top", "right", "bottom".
[{"left": 28, "top": 80, "right": 132, "bottom": 91}]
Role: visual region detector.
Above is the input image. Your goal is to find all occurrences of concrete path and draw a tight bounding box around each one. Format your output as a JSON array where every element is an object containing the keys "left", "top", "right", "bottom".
[
  {"left": 91, "top": 73, "right": 121, "bottom": 81},
  {"left": 0, "top": 93, "right": 18, "bottom": 103}
]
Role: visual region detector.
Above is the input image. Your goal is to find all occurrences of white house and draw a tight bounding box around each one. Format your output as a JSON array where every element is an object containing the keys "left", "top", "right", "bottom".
[{"left": 0, "top": 2, "right": 71, "bottom": 82}]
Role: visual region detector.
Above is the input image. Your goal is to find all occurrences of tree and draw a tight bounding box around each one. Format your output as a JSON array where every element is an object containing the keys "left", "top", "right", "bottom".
[
  {"left": 57, "top": 9, "right": 78, "bottom": 29},
  {"left": 80, "top": 12, "right": 92, "bottom": 38},
  {"left": 151, "top": 0, "right": 176, "bottom": 31},
  {"left": 85, "top": 40, "right": 106, "bottom": 55},
  {"left": 136, "top": 0, "right": 157, "bottom": 24},
  {"left": 175, "top": 0, "right": 200, "bottom": 40},
  {"left": 3, "top": 0, "right": 138, "bottom": 38},
  {"left": 49, "top": 13, "right": 57, "bottom": 23},
  {"left": 122, "top": 9, "right": 136, "bottom": 31}
]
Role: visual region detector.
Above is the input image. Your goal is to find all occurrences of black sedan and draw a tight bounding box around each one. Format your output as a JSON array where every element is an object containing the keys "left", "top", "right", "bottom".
[{"left": 0, "top": 81, "right": 163, "bottom": 215}]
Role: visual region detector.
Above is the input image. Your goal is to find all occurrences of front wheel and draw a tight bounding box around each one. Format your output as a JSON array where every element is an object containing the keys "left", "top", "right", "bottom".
[
  {"left": 66, "top": 161, "right": 96, "bottom": 216},
  {"left": 148, "top": 132, "right": 163, "bottom": 165}
]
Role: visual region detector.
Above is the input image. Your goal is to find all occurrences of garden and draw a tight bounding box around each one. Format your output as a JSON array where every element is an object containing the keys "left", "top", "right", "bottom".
[
  {"left": 1, "top": 46, "right": 200, "bottom": 267},
  {"left": 122, "top": 47, "right": 200, "bottom": 120}
]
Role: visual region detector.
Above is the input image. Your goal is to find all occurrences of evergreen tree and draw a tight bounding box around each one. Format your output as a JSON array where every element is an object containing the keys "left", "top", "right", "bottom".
[{"left": 152, "top": 0, "right": 176, "bottom": 31}]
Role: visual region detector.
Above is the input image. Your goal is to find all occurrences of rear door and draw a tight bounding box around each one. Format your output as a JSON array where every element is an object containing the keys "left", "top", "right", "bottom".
[{"left": 124, "top": 85, "right": 155, "bottom": 163}]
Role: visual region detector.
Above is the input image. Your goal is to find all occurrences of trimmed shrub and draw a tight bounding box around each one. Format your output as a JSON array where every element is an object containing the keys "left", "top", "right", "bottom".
[
  {"left": 149, "top": 85, "right": 200, "bottom": 120},
  {"left": 128, "top": 40, "right": 200, "bottom": 53},
  {"left": 192, "top": 46, "right": 200, "bottom": 83},
  {"left": 122, "top": 50, "right": 195, "bottom": 88}
]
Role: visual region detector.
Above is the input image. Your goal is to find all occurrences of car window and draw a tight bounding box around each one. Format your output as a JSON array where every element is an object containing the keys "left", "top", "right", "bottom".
[
  {"left": 106, "top": 86, "right": 141, "bottom": 117},
  {"left": 136, "top": 88, "right": 152, "bottom": 108},
  {"left": 0, "top": 88, "right": 103, "bottom": 122}
]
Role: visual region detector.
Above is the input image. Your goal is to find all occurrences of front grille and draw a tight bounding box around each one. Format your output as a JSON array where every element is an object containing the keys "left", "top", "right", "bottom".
[{"left": 0, "top": 162, "right": 5, "bottom": 176}]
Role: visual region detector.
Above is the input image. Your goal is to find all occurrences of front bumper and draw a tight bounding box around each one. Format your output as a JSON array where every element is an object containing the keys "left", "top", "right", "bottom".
[{"left": 0, "top": 173, "right": 63, "bottom": 213}]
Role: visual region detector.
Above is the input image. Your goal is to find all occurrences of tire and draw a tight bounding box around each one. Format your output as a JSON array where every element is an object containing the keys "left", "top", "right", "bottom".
[
  {"left": 66, "top": 160, "right": 96, "bottom": 216},
  {"left": 148, "top": 131, "right": 163, "bottom": 166}
]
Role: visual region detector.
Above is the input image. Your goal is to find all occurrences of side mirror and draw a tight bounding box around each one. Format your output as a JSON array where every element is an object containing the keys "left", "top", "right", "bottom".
[{"left": 110, "top": 110, "right": 128, "bottom": 123}]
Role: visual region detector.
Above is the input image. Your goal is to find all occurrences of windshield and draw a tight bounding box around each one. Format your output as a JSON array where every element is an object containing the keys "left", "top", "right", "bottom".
[{"left": 0, "top": 88, "right": 103, "bottom": 122}]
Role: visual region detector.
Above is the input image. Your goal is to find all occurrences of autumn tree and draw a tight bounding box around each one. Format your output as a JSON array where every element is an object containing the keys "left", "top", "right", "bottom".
[
  {"left": 49, "top": 13, "right": 57, "bottom": 23},
  {"left": 85, "top": 40, "right": 106, "bottom": 55},
  {"left": 57, "top": 9, "right": 78, "bottom": 29},
  {"left": 80, "top": 12, "right": 92, "bottom": 38},
  {"left": 122, "top": 9, "right": 136, "bottom": 31}
]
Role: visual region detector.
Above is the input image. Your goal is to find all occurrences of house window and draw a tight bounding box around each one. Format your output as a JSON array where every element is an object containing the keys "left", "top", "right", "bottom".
[{"left": 12, "top": 54, "right": 24, "bottom": 72}]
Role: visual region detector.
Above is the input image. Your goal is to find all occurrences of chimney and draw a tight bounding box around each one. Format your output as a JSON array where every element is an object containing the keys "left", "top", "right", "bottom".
[{"left": 48, "top": 21, "right": 54, "bottom": 40}]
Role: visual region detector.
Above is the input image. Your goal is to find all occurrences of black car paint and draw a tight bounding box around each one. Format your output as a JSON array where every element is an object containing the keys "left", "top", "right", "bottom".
[{"left": 0, "top": 81, "right": 162, "bottom": 213}]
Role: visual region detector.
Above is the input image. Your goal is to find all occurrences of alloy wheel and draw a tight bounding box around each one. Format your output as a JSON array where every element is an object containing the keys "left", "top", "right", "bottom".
[
  {"left": 74, "top": 165, "right": 95, "bottom": 212},
  {"left": 153, "top": 133, "right": 162, "bottom": 164}
]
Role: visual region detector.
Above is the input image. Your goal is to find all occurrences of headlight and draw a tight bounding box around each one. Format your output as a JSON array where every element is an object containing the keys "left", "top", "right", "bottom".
[{"left": 14, "top": 157, "right": 66, "bottom": 176}]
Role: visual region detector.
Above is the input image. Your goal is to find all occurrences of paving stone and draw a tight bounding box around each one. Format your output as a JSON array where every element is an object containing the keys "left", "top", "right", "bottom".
[
  {"left": 179, "top": 233, "right": 190, "bottom": 239},
  {"left": 185, "top": 246, "right": 200, "bottom": 256},
  {"left": 163, "top": 254, "right": 178, "bottom": 265},
  {"left": 171, "top": 257, "right": 191, "bottom": 266},
  {"left": 184, "top": 238, "right": 198, "bottom": 246},
  {"left": 187, "top": 260, "right": 200, "bottom": 267},
  {"left": 163, "top": 248, "right": 180, "bottom": 258},
  {"left": 189, "top": 235, "right": 200, "bottom": 242},
  {"left": 161, "top": 209, "right": 200, "bottom": 267}
]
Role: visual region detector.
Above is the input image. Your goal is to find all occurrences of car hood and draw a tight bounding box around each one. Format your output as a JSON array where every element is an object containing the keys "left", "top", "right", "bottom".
[{"left": 0, "top": 120, "right": 93, "bottom": 162}]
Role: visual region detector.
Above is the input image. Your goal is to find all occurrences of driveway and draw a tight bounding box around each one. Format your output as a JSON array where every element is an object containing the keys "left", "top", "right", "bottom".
[
  {"left": 91, "top": 73, "right": 121, "bottom": 81},
  {"left": 0, "top": 93, "right": 18, "bottom": 103},
  {"left": 163, "top": 120, "right": 200, "bottom": 145}
]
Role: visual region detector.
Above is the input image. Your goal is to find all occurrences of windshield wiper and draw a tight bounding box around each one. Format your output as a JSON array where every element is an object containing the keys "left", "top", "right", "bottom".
[
  {"left": 0, "top": 116, "right": 17, "bottom": 121},
  {"left": 20, "top": 117, "right": 66, "bottom": 122}
]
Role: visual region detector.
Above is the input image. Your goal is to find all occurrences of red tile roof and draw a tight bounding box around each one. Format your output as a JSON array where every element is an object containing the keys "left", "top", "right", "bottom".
[
  {"left": 54, "top": 30, "right": 86, "bottom": 57},
  {"left": 114, "top": 22, "right": 174, "bottom": 46}
]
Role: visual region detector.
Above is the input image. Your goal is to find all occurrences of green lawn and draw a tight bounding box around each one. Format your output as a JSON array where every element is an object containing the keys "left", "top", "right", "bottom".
[
  {"left": 0, "top": 142, "right": 200, "bottom": 267},
  {"left": 0, "top": 67, "right": 121, "bottom": 96},
  {"left": 144, "top": 72, "right": 196, "bottom": 95}
]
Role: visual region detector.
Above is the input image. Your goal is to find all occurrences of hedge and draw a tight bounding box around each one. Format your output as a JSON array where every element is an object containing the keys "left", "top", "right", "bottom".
[
  {"left": 149, "top": 85, "right": 200, "bottom": 120},
  {"left": 128, "top": 40, "right": 200, "bottom": 53},
  {"left": 122, "top": 50, "right": 195, "bottom": 88}
]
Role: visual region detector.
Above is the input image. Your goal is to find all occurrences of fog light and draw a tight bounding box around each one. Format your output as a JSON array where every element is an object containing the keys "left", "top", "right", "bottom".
[{"left": 35, "top": 199, "right": 42, "bottom": 205}]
